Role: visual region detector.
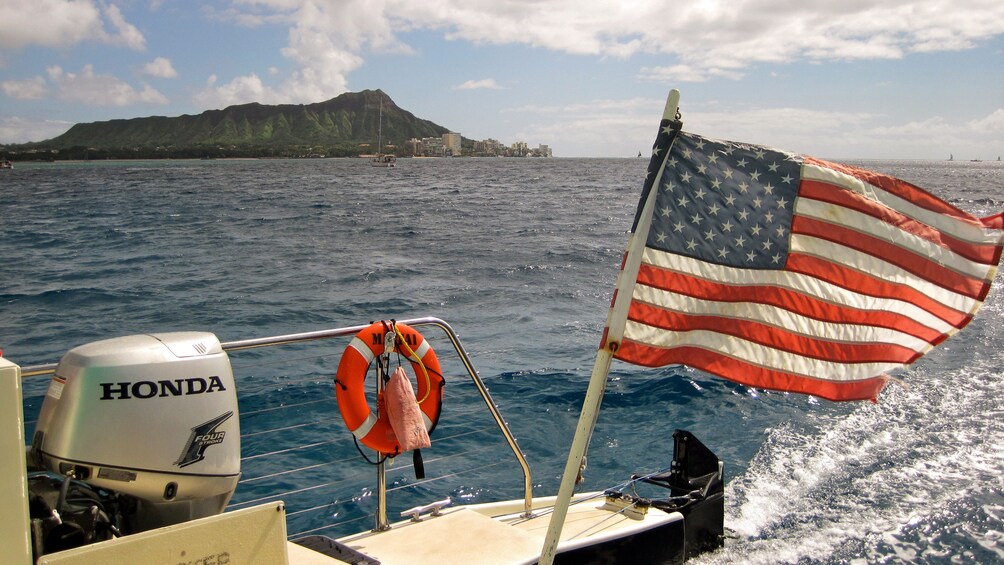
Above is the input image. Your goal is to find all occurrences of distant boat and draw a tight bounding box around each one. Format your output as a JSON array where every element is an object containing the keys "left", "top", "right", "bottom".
[
  {"left": 949, "top": 154, "right": 953, "bottom": 161},
  {"left": 638, "top": 151, "right": 643, "bottom": 158},
  {"left": 1, "top": 159, "right": 12, "bottom": 169},
  {"left": 371, "top": 98, "right": 396, "bottom": 168},
  {"left": 371, "top": 154, "right": 397, "bottom": 167}
]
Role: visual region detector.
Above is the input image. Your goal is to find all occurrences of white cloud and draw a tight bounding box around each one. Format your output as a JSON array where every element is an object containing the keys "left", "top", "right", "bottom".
[
  {"left": 0, "top": 116, "right": 74, "bottom": 144},
  {"left": 142, "top": 57, "right": 178, "bottom": 78},
  {"left": 102, "top": 4, "right": 146, "bottom": 50},
  {"left": 194, "top": 0, "right": 408, "bottom": 109},
  {"left": 48, "top": 65, "right": 168, "bottom": 106},
  {"left": 0, "top": 0, "right": 145, "bottom": 51},
  {"left": 967, "top": 108, "right": 1004, "bottom": 134},
  {"left": 638, "top": 64, "right": 745, "bottom": 83},
  {"left": 683, "top": 107, "right": 880, "bottom": 157},
  {"left": 196, "top": 0, "right": 1004, "bottom": 111},
  {"left": 853, "top": 110, "right": 1004, "bottom": 160},
  {"left": 193, "top": 73, "right": 272, "bottom": 108},
  {"left": 403, "top": 1, "right": 1004, "bottom": 82},
  {"left": 457, "top": 78, "right": 502, "bottom": 90},
  {"left": 499, "top": 96, "right": 1003, "bottom": 159},
  {"left": 0, "top": 0, "right": 103, "bottom": 49},
  {"left": 1, "top": 76, "right": 49, "bottom": 99}
]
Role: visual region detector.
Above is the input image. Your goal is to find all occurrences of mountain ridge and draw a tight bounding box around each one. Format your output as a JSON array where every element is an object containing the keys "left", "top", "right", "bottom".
[{"left": 37, "top": 90, "right": 449, "bottom": 155}]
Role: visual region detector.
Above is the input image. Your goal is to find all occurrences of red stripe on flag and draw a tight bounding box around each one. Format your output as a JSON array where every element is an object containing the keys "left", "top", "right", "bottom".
[
  {"left": 799, "top": 180, "right": 1000, "bottom": 265},
  {"left": 636, "top": 263, "right": 945, "bottom": 343},
  {"left": 626, "top": 301, "right": 922, "bottom": 364},
  {"left": 614, "top": 340, "right": 887, "bottom": 401},
  {"left": 785, "top": 254, "right": 969, "bottom": 329},
  {"left": 983, "top": 212, "right": 1004, "bottom": 231},
  {"left": 791, "top": 216, "right": 991, "bottom": 300},
  {"left": 805, "top": 157, "right": 982, "bottom": 223}
]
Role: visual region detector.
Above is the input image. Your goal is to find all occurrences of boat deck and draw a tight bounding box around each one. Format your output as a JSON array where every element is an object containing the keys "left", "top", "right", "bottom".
[{"left": 335, "top": 493, "right": 682, "bottom": 565}]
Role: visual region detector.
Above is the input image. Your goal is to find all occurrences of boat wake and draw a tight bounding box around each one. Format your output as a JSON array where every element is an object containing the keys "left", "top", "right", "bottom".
[{"left": 695, "top": 353, "right": 1004, "bottom": 563}]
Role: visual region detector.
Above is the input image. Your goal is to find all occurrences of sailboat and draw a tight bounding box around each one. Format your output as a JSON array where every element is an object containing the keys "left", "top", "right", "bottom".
[
  {"left": 371, "top": 98, "right": 397, "bottom": 167},
  {"left": 5, "top": 89, "right": 1003, "bottom": 565}
]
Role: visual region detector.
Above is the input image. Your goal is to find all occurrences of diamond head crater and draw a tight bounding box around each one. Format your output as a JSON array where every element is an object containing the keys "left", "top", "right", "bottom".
[{"left": 2, "top": 90, "right": 552, "bottom": 161}]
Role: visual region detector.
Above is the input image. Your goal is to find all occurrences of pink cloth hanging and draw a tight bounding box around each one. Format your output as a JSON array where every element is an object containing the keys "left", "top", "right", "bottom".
[{"left": 385, "top": 366, "right": 431, "bottom": 452}]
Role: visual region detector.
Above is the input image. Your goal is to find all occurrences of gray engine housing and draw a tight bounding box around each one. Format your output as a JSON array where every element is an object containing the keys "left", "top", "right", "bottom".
[{"left": 31, "top": 332, "right": 240, "bottom": 530}]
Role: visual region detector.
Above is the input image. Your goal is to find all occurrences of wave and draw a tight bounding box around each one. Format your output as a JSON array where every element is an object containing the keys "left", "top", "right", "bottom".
[{"left": 697, "top": 362, "right": 1004, "bottom": 564}]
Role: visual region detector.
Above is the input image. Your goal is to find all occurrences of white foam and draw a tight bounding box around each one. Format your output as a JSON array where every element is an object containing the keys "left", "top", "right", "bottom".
[{"left": 693, "top": 354, "right": 1004, "bottom": 563}]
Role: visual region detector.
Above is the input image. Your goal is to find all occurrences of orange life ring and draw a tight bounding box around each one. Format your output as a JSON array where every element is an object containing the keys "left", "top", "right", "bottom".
[{"left": 335, "top": 321, "right": 444, "bottom": 454}]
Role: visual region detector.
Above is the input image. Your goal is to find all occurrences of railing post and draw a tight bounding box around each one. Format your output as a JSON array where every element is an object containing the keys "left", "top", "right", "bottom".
[{"left": 374, "top": 336, "right": 390, "bottom": 532}]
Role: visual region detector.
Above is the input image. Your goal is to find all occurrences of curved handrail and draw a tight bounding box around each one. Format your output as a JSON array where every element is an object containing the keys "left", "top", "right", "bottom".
[{"left": 19, "top": 317, "right": 534, "bottom": 518}]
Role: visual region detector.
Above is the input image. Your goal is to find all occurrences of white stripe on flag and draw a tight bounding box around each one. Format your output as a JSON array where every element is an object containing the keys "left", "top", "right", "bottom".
[
  {"left": 641, "top": 247, "right": 962, "bottom": 332},
  {"left": 622, "top": 320, "right": 905, "bottom": 381}
]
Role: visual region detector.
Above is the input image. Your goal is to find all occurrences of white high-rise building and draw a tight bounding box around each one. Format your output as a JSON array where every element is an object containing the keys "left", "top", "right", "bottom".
[{"left": 443, "top": 132, "right": 462, "bottom": 156}]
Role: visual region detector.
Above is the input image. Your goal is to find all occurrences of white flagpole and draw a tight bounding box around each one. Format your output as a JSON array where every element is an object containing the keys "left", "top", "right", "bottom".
[{"left": 538, "top": 89, "right": 681, "bottom": 565}]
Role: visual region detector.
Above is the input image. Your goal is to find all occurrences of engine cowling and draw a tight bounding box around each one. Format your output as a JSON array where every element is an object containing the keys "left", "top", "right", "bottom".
[{"left": 31, "top": 332, "right": 240, "bottom": 533}]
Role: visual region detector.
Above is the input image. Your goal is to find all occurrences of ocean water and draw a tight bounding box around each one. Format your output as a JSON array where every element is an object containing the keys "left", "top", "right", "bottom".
[{"left": 2, "top": 156, "right": 1002, "bottom": 563}]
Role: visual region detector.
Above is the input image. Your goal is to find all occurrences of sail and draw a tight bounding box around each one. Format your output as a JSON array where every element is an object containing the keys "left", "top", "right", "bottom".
[{"left": 605, "top": 120, "right": 1004, "bottom": 401}]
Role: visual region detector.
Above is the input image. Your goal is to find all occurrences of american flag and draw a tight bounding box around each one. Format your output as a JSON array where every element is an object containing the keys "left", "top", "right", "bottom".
[{"left": 606, "top": 120, "right": 1004, "bottom": 401}]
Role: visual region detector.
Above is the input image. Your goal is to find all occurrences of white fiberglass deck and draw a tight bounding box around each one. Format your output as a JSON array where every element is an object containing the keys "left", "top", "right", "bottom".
[{"left": 336, "top": 493, "right": 682, "bottom": 565}]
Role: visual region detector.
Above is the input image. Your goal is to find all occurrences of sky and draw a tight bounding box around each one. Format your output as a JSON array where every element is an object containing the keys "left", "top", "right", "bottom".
[{"left": 1, "top": 0, "right": 1002, "bottom": 159}]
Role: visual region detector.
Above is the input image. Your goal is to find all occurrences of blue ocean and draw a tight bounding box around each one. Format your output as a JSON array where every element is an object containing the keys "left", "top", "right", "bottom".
[{"left": 2, "top": 155, "right": 1002, "bottom": 563}]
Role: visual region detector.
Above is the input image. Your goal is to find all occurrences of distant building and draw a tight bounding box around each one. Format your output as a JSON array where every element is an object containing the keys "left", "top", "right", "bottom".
[
  {"left": 407, "top": 134, "right": 552, "bottom": 157},
  {"left": 406, "top": 138, "right": 422, "bottom": 155},
  {"left": 473, "top": 138, "right": 502, "bottom": 157},
  {"left": 418, "top": 136, "right": 444, "bottom": 157},
  {"left": 443, "top": 132, "right": 462, "bottom": 156}
]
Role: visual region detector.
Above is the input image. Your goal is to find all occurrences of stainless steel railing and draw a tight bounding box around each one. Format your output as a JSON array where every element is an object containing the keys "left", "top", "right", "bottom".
[{"left": 19, "top": 317, "right": 534, "bottom": 529}]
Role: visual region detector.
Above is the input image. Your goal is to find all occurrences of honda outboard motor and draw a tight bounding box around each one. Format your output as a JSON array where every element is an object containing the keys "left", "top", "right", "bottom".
[{"left": 28, "top": 332, "right": 240, "bottom": 556}]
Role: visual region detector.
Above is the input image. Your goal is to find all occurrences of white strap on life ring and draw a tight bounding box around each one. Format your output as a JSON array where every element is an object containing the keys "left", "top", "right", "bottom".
[
  {"left": 347, "top": 336, "right": 376, "bottom": 364},
  {"left": 350, "top": 412, "right": 379, "bottom": 440}
]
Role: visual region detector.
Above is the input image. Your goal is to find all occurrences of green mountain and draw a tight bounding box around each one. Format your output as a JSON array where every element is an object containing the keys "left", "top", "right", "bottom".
[{"left": 40, "top": 90, "right": 447, "bottom": 155}]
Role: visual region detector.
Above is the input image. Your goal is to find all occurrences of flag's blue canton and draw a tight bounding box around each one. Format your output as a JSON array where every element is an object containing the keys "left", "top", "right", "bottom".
[{"left": 648, "top": 132, "right": 803, "bottom": 270}]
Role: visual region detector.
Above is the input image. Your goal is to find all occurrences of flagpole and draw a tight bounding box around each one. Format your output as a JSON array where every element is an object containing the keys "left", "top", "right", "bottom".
[{"left": 538, "top": 89, "right": 681, "bottom": 565}]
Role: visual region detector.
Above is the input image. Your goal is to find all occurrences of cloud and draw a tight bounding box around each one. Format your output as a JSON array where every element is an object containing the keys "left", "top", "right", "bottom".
[
  {"left": 2, "top": 65, "right": 169, "bottom": 107},
  {"left": 0, "top": 0, "right": 146, "bottom": 51},
  {"left": 638, "top": 64, "right": 745, "bottom": 83},
  {"left": 457, "top": 78, "right": 502, "bottom": 90},
  {"left": 142, "top": 57, "right": 178, "bottom": 78},
  {"left": 967, "top": 108, "right": 1004, "bottom": 134},
  {"left": 854, "top": 110, "right": 1004, "bottom": 159},
  {"left": 500, "top": 95, "right": 1003, "bottom": 159},
  {"left": 102, "top": 4, "right": 145, "bottom": 50},
  {"left": 391, "top": 0, "right": 1004, "bottom": 82},
  {"left": 683, "top": 107, "right": 880, "bottom": 156},
  {"left": 0, "top": 0, "right": 103, "bottom": 49},
  {"left": 197, "top": 0, "right": 1004, "bottom": 111},
  {"left": 464, "top": 2, "right": 1001, "bottom": 82},
  {"left": 48, "top": 65, "right": 168, "bottom": 106},
  {"left": 0, "top": 115, "right": 74, "bottom": 144},
  {"left": 1, "top": 76, "right": 49, "bottom": 100},
  {"left": 194, "top": 73, "right": 272, "bottom": 108},
  {"left": 194, "top": 0, "right": 407, "bottom": 109}
]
